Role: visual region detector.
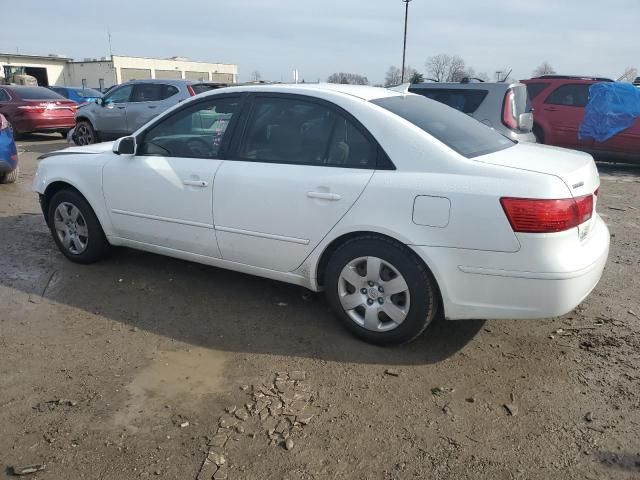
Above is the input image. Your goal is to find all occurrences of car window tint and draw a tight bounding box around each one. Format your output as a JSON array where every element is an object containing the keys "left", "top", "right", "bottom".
[
  {"left": 372, "top": 94, "right": 514, "bottom": 158},
  {"left": 49, "top": 87, "right": 69, "bottom": 98},
  {"left": 525, "top": 82, "right": 549, "bottom": 100},
  {"left": 104, "top": 85, "right": 133, "bottom": 104},
  {"left": 239, "top": 97, "right": 337, "bottom": 166},
  {"left": 160, "top": 85, "right": 179, "bottom": 100},
  {"left": 545, "top": 84, "right": 590, "bottom": 107},
  {"left": 131, "top": 84, "right": 165, "bottom": 102},
  {"left": 74, "top": 88, "right": 103, "bottom": 98},
  {"left": 0, "top": 89, "right": 9, "bottom": 101},
  {"left": 141, "top": 96, "right": 241, "bottom": 159},
  {"left": 408, "top": 88, "right": 488, "bottom": 114},
  {"left": 327, "top": 116, "right": 376, "bottom": 168}
]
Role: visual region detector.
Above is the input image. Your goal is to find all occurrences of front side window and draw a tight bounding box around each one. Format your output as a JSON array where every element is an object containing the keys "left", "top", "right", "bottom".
[
  {"left": 545, "top": 84, "right": 590, "bottom": 107},
  {"left": 239, "top": 96, "right": 376, "bottom": 168},
  {"left": 104, "top": 85, "right": 133, "bottom": 104},
  {"left": 140, "top": 96, "right": 241, "bottom": 159},
  {"left": 372, "top": 94, "right": 514, "bottom": 158}
]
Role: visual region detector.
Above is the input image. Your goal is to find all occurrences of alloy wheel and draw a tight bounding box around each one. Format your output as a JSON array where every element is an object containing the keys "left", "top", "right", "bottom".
[
  {"left": 54, "top": 202, "right": 89, "bottom": 254},
  {"left": 75, "top": 124, "right": 93, "bottom": 145}
]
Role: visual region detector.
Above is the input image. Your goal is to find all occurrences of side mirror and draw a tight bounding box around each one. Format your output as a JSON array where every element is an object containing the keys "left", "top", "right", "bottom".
[
  {"left": 518, "top": 113, "right": 534, "bottom": 132},
  {"left": 113, "top": 136, "right": 136, "bottom": 155}
]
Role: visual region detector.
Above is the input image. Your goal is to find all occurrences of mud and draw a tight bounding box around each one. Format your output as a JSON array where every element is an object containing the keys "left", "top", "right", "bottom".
[{"left": 1, "top": 135, "right": 639, "bottom": 479}]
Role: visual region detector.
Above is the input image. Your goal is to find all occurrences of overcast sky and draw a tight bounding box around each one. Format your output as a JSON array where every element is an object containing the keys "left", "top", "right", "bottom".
[{"left": 2, "top": 0, "right": 637, "bottom": 83}]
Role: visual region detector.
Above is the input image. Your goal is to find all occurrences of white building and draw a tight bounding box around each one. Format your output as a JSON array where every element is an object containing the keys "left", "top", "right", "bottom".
[{"left": 1, "top": 53, "right": 238, "bottom": 89}]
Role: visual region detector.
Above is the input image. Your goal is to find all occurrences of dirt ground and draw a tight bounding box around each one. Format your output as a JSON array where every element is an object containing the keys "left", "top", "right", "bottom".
[{"left": 1, "top": 135, "right": 639, "bottom": 480}]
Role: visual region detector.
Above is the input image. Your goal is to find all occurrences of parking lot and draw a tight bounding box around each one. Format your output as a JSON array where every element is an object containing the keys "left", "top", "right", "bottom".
[{"left": 1, "top": 135, "right": 639, "bottom": 479}]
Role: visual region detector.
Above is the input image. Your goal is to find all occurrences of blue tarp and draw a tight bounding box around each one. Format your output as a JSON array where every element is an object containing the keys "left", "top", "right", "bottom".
[{"left": 579, "top": 82, "right": 640, "bottom": 143}]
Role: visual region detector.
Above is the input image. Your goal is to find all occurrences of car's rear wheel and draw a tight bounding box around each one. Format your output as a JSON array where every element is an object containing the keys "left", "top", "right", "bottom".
[
  {"left": 0, "top": 166, "right": 19, "bottom": 184},
  {"left": 325, "top": 236, "right": 439, "bottom": 345},
  {"left": 74, "top": 120, "right": 97, "bottom": 145},
  {"left": 47, "top": 189, "right": 110, "bottom": 263}
]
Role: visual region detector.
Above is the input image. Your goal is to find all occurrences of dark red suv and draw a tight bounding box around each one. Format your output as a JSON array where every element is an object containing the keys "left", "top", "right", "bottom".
[
  {"left": 522, "top": 75, "right": 640, "bottom": 163},
  {"left": 0, "top": 86, "right": 77, "bottom": 138}
]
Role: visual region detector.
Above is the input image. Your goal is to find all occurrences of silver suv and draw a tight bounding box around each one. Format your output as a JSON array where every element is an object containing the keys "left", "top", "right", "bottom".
[
  {"left": 408, "top": 81, "right": 535, "bottom": 143},
  {"left": 73, "top": 79, "right": 196, "bottom": 145}
]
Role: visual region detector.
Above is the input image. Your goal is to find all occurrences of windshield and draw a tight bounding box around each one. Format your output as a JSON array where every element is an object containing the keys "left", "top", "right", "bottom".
[
  {"left": 74, "top": 88, "right": 103, "bottom": 98},
  {"left": 14, "top": 87, "right": 66, "bottom": 100},
  {"left": 372, "top": 94, "right": 514, "bottom": 158}
]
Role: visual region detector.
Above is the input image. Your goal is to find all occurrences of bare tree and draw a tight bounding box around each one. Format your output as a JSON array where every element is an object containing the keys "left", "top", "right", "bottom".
[
  {"left": 425, "top": 54, "right": 467, "bottom": 82},
  {"left": 250, "top": 70, "right": 262, "bottom": 82},
  {"left": 532, "top": 62, "right": 556, "bottom": 77},
  {"left": 410, "top": 71, "right": 424, "bottom": 84},
  {"left": 617, "top": 67, "right": 638, "bottom": 82},
  {"left": 384, "top": 65, "right": 418, "bottom": 86},
  {"left": 327, "top": 72, "right": 369, "bottom": 85}
]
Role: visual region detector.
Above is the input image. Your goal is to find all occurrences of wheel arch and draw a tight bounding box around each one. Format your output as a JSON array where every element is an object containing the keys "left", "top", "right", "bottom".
[{"left": 313, "top": 230, "right": 444, "bottom": 315}]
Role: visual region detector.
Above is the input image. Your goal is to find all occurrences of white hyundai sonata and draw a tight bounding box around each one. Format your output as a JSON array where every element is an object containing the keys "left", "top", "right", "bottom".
[{"left": 33, "top": 84, "right": 609, "bottom": 344}]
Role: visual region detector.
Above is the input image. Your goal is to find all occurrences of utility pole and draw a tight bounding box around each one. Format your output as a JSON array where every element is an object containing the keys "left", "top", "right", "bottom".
[{"left": 401, "top": 0, "right": 412, "bottom": 83}]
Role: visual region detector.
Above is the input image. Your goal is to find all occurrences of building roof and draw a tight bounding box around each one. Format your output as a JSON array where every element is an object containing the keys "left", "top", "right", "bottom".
[{"left": 0, "top": 53, "right": 71, "bottom": 62}]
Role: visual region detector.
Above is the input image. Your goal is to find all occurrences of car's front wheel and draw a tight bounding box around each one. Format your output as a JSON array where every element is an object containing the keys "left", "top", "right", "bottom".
[
  {"left": 74, "top": 120, "right": 97, "bottom": 145},
  {"left": 325, "top": 236, "right": 439, "bottom": 345},
  {"left": 47, "top": 189, "right": 111, "bottom": 263}
]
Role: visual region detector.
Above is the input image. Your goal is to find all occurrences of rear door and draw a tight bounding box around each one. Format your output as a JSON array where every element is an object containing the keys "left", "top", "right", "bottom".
[
  {"left": 126, "top": 83, "right": 182, "bottom": 132},
  {"left": 541, "top": 83, "right": 591, "bottom": 148},
  {"left": 212, "top": 94, "right": 377, "bottom": 272},
  {"left": 97, "top": 84, "right": 133, "bottom": 135}
]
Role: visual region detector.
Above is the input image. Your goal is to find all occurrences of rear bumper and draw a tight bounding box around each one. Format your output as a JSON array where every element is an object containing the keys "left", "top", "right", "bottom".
[
  {"left": 13, "top": 113, "right": 75, "bottom": 133},
  {"left": 411, "top": 215, "right": 610, "bottom": 320}
]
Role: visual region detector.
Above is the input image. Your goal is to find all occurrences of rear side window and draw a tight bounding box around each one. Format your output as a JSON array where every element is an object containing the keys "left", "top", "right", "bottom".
[
  {"left": 545, "top": 84, "right": 590, "bottom": 107},
  {"left": 238, "top": 97, "right": 376, "bottom": 168},
  {"left": 525, "top": 82, "right": 549, "bottom": 100},
  {"left": 12, "top": 87, "right": 65, "bottom": 100},
  {"left": 131, "top": 84, "right": 164, "bottom": 102},
  {"left": 372, "top": 95, "right": 514, "bottom": 158},
  {"left": 408, "top": 88, "right": 488, "bottom": 114}
]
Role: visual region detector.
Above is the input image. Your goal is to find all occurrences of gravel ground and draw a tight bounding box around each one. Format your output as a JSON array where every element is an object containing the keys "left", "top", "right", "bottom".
[{"left": 1, "top": 135, "right": 639, "bottom": 480}]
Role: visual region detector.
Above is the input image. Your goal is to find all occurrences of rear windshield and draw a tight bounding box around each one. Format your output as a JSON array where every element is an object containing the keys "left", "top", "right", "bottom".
[
  {"left": 372, "top": 94, "right": 514, "bottom": 158},
  {"left": 74, "top": 88, "right": 103, "bottom": 98},
  {"left": 12, "top": 87, "right": 66, "bottom": 100},
  {"left": 408, "top": 88, "right": 488, "bottom": 114},
  {"left": 191, "top": 83, "right": 228, "bottom": 94}
]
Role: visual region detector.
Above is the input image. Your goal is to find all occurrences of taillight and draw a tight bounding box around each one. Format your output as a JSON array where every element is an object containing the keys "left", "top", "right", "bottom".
[
  {"left": 18, "top": 102, "right": 49, "bottom": 113},
  {"left": 500, "top": 194, "right": 594, "bottom": 233},
  {"left": 187, "top": 85, "right": 196, "bottom": 96},
  {"left": 502, "top": 88, "right": 517, "bottom": 129}
]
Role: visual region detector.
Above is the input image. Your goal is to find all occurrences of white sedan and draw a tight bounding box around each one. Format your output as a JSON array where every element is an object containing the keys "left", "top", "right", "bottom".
[{"left": 33, "top": 84, "right": 609, "bottom": 344}]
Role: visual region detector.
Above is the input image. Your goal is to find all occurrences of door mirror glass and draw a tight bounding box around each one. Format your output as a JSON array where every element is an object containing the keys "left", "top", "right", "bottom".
[{"left": 114, "top": 136, "right": 136, "bottom": 155}]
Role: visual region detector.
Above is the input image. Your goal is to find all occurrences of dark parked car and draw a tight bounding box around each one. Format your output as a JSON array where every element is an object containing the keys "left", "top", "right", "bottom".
[
  {"left": 522, "top": 75, "right": 640, "bottom": 163},
  {"left": 48, "top": 86, "right": 103, "bottom": 106},
  {"left": 0, "top": 86, "right": 77, "bottom": 138},
  {"left": 0, "top": 113, "right": 18, "bottom": 183}
]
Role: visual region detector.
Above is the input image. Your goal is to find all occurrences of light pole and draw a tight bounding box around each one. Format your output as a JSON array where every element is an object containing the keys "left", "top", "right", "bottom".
[{"left": 401, "top": 0, "right": 412, "bottom": 83}]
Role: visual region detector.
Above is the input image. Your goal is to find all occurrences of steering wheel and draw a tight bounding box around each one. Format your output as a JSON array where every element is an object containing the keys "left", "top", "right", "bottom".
[{"left": 185, "top": 137, "right": 214, "bottom": 158}]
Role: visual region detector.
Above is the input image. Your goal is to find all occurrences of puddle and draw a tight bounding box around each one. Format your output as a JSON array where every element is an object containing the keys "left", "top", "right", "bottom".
[{"left": 114, "top": 347, "right": 225, "bottom": 431}]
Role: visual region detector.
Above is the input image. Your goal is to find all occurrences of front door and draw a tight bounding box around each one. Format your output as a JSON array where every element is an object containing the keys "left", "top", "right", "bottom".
[
  {"left": 102, "top": 95, "right": 242, "bottom": 257},
  {"left": 96, "top": 84, "right": 133, "bottom": 136},
  {"left": 542, "top": 83, "right": 591, "bottom": 148},
  {"left": 213, "top": 95, "right": 377, "bottom": 272}
]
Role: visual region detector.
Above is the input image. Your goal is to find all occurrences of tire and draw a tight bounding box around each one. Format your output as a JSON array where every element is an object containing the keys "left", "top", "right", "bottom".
[
  {"left": 324, "top": 235, "right": 439, "bottom": 345},
  {"left": 74, "top": 120, "right": 98, "bottom": 145},
  {"left": 533, "top": 125, "right": 544, "bottom": 144},
  {"left": 47, "top": 189, "right": 111, "bottom": 264},
  {"left": 0, "top": 166, "right": 19, "bottom": 184}
]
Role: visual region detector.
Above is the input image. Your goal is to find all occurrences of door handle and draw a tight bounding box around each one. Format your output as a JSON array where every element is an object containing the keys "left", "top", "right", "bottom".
[
  {"left": 116, "top": 106, "right": 125, "bottom": 110},
  {"left": 183, "top": 179, "right": 209, "bottom": 187},
  {"left": 544, "top": 107, "right": 557, "bottom": 112},
  {"left": 147, "top": 105, "right": 158, "bottom": 109},
  {"left": 307, "top": 191, "right": 341, "bottom": 201}
]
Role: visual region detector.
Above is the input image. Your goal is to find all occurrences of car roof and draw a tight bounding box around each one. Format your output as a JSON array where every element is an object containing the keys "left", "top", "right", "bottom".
[
  {"left": 120, "top": 79, "right": 194, "bottom": 86},
  {"left": 201, "top": 83, "right": 402, "bottom": 102},
  {"left": 409, "top": 82, "right": 520, "bottom": 91}
]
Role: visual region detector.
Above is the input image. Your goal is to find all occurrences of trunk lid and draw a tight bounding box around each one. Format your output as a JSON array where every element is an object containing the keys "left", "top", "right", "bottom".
[{"left": 476, "top": 142, "right": 600, "bottom": 198}]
